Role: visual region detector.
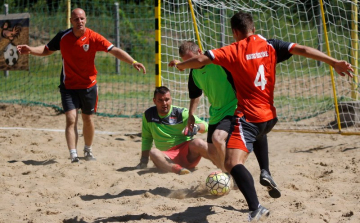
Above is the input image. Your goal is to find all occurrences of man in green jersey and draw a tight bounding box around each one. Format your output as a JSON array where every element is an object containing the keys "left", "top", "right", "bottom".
[
  {"left": 136, "top": 86, "right": 211, "bottom": 175},
  {"left": 171, "top": 41, "right": 237, "bottom": 172}
]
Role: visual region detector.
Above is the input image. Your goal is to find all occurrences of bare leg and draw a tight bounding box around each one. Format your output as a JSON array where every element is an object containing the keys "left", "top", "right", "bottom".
[
  {"left": 211, "top": 129, "right": 228, "bottom": 171},
  {"left": 187, "top": 138, "right": 209, "bottom": 162},
  {"left": 65, "top": 109, "right": 78, "bottom": 150},
  {"left": 81, "top": 113, "right": 94, "bottom": 147},
  {"left": 149, "top": 148, "right": 174, "bottom": 173}
]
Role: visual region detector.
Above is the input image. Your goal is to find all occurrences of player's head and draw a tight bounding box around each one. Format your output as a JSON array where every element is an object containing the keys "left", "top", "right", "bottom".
[
  {"left": 231, "top": 11, "right": 255, "bottom": 41},
  {"left": 71, "top": 8, "right": 87, "bottom": 33},
  {"left": 153, "top": 86, "right": 172, "bottom": 116},
  {"left": 179, "top": 41, "right": 202, "bottom": 61}
]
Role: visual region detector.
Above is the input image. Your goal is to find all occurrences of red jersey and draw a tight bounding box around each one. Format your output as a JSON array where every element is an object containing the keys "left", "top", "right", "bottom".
[
  {"left": 46, "top": 28, "right": 114, "bottom": 89},
  {"left": 207, "top": 34, "right": 296, "bottom": 123}
]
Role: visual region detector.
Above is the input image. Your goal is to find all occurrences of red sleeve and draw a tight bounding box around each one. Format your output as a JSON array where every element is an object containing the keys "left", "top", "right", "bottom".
[
  {"left": 207, "top": 43, "right": 237, "bottom": 69},
  {"left": 93, "top": 31, "right": 114, "bottom": 52}
]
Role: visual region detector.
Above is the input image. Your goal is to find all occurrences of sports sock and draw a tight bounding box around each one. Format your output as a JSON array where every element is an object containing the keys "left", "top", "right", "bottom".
[
  {"left": 84, "top": 145, "right": 92, "bottom": 152},
  {"left": 253, "top": 134, "right": 270, "bottom": 174},
  {"left": 230, "top": 164, "right": 259, "bottom": 211},
  {"left": 70, "top": 149, "right": 78, "bottom": 159}
]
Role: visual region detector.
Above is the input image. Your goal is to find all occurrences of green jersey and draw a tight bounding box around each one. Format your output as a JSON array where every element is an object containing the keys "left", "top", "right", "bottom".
[
  {"left": 189, "top": 63, "right": 237, "bottom": 124},
  {"left": 141, "top": 105, "right": 208, "bottom": 151}
]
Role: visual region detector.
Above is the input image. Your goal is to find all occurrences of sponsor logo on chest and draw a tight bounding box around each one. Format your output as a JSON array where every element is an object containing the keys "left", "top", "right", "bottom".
[
  {"left": 168, "top": 116, "right": 177, "bottom": 124},
  {"left": 83, "top": 44, "right": 89, "bottom": 52}
]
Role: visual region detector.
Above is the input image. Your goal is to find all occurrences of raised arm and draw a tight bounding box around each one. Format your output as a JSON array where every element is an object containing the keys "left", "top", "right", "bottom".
[
  {"left": 169, "top": 54, "right": 212, "bottom": 71},
  {"left": 17, "top": 45, "right": 55, "bottom": 56},
  {"left": 291, "top": 44, "right": 354, "bottom": 77},
  {"left": 109, "top": 47, "right": 146, "bottom": 74}
]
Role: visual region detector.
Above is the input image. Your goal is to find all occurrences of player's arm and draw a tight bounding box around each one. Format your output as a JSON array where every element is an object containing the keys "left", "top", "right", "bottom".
[
  {"left": 193, "top": 115, "right": 207, "bottom": 134},
  {"left": 291, "top": 44, "right": 353, "bottom": 77},
  {"left": 187, "top": 70, "right": 202, "bottom": 132},
  {"left": 109, "top": 46, "right": 146, "bottom": 74},
  {"left": 17, "top": 45, "right": 55, "bottom": 56},
  {"left": 137, "top": 115, "right": 153, "bottom": 169},
  {"left": 169, "top": 54, "right": 211, "bottom": 71}
]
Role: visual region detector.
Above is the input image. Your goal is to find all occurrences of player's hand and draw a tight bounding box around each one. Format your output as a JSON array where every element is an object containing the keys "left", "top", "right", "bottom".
[
  {"left": 136, "top": 156, "right": 149, "bottom": 169},
  {"left": 136, "top": 162, "right": 147, "bottom": 169},
  {"left": 133, "top": 62, "right": 146, "bottom": 74},
  {"left": 17, "top": 45, "right": 31, "bottom": 55},
  {"left": 187, "top": 114, "right": 196, "bottom": 133},
  {"left": 168, "top": 59, "right": 184, "bottom": 71},
  {"left": 182, "top": 124, "right": 200, "bottom": 137},
  {"left": 333, "top": 60, "right": 354, "bottom": 77}
]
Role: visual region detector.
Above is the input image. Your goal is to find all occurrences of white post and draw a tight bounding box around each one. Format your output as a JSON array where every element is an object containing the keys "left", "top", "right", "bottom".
[
  {"left": 114, "top": 2, "right": 120, "bottom": 74},
  {"left": 4, "top": 4, "right": 9, "bottom": 77}
]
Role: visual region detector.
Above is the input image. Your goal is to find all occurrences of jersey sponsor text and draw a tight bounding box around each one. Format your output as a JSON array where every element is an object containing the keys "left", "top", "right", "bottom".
[{"left": 246, "top": 51, "right": 268, "bottom": 60}]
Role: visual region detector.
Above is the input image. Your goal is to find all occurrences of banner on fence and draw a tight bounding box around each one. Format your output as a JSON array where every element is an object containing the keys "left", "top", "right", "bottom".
[{"left": 0, "top": 13, "right": 30, "bottom": 71}]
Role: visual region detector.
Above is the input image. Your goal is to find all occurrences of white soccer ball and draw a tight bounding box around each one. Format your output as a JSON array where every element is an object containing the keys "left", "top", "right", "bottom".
[
  {"left": 206, "top": 171, "right": 231, "bottom": 196},
  {"left": 4, "top": 43, "right": 19, "bottom": 66}
]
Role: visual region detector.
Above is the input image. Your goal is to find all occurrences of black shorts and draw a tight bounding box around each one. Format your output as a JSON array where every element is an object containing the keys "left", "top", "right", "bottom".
[
  {"left": 207, "top": 115, "right": 233, "bottom": 143},
  {"left": 60, "top": 84, "right": 98, "bottom": 114},
  {"left": 227, "top": 115, "right": 278, "bottom": 152}
]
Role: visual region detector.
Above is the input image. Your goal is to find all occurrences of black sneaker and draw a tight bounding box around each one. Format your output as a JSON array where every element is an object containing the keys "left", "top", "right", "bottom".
[
  {"left": 71, "top": 157, "right": 80, "bottom": 163},
  {"left": 248, "top": 205, "right": 270, "bottom": 222},
  {"left": 260, "top": 169, "right": 281, "bottom": 198}
]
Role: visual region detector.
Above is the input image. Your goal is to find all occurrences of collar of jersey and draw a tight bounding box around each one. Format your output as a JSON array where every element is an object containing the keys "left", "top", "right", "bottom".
[{"left": 158, "top": 105, "right": 172, "bottom": 118}]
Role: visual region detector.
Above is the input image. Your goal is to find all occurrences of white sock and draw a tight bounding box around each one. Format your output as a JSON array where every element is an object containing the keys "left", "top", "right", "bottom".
[
  {"left": 70, "top": 149, "right": 78, "bottom": 159},
  {"left": 84, "top": 145, "right": 92, "bottom": 152}
]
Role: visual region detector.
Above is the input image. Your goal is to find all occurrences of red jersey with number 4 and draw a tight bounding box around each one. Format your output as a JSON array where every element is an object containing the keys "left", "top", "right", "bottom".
[
  {"left": 46, "top": 28, "right": 114, "bottom": 89},
  {"left": 207, "top": 34, "right": 296, "bottom": 123}
]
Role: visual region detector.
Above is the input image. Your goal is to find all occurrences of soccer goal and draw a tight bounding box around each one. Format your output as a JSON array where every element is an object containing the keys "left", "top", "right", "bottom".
[{"left": 158, "top": 0, "right": 359, "bottom": 134}]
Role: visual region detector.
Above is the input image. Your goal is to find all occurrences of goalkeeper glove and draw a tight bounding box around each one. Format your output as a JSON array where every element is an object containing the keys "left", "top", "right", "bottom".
[{"left": 182, "top": 124, "right": 200, "bottom": 137}]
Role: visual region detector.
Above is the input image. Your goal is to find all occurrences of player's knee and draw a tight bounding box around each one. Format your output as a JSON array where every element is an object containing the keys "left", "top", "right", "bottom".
[
  {"left": 212, "top": 132, "right": 227, "bottom": 147},
  {"left": 190, "top": 138, "right": 207, "bottom": 148},
  {"left": 224, "top": 160, "right": 235, "bottom": 173}
]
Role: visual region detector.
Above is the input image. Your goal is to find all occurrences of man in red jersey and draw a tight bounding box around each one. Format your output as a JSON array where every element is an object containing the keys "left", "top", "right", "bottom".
[
  {"left": 17, "top": 8, "right": 146, "bottom": 163},
  {"left": 169, "top": 11, "right": 353, "bottom": 222}
]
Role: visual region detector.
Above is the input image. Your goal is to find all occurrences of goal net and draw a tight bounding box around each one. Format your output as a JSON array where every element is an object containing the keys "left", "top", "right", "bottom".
[{"left": 160, "top": 0, "right": 359, "bottom": 134}]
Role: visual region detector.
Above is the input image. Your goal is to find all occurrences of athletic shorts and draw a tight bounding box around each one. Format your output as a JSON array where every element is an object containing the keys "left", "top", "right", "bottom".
[
  {"left": 60, "top": 84, "right": 98, "bottom": 115},
  {"left": 207, "top": 115, "right": 233, "bottom": 143},
  {"left": 162, "top": 141, "right": 201, "bottom": 169},
  {"left": 227, "top": 113, "right": 278, "bottom": 153}
]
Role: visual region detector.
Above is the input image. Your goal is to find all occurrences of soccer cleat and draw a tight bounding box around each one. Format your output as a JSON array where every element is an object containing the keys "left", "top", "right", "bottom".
[
  {"left": 179, "top": 168, "right": 191, "bottom": 175},
  {"left": 260, "top": 169, "right": 281, "bottom": 198},
  {"left": 71, "top": 156, "right": 80, "bottom": 163},
  {"left": 248, "top": 205, "right": 270, "bottom": 222},
  {"left": 84, "top": 150, "right": 96, "bottom": 161}
]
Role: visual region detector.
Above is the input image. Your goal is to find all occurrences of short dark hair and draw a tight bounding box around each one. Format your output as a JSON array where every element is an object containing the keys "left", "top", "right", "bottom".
[
  {"left": 179, "top": 41, "right": 199, "bottom": 57},
  {"left": 230, "top": 11, "right": 254, "bottom": 35},
  {"left": 154, "top": 86, "right": 170, "bottom": 98}
]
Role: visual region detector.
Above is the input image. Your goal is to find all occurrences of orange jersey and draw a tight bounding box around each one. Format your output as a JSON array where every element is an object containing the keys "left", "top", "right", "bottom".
[
  {"left": 207, "top": 35, "right": 296, "bottom": 123},
  {"left": 46, "top": 28, "right": 114, "bottom": 89}
]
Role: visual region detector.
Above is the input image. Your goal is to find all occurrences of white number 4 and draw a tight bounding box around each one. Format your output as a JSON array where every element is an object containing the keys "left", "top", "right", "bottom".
[{"left": 254, "top": 64, "right": 267, "bottom": 90}]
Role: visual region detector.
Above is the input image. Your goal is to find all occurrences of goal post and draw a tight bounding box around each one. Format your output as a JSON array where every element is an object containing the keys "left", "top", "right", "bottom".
[{"left": 159, "top": 0, "right": 360, "bottom": 134}]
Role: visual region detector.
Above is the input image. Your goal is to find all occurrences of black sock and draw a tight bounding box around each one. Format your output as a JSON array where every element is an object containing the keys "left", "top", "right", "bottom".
[
  {"left": 253, "top": 134, "right": 270, "bottom": 174},
  {"left": 230, "top": 164, "right": 259, "bottom": 211}
]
